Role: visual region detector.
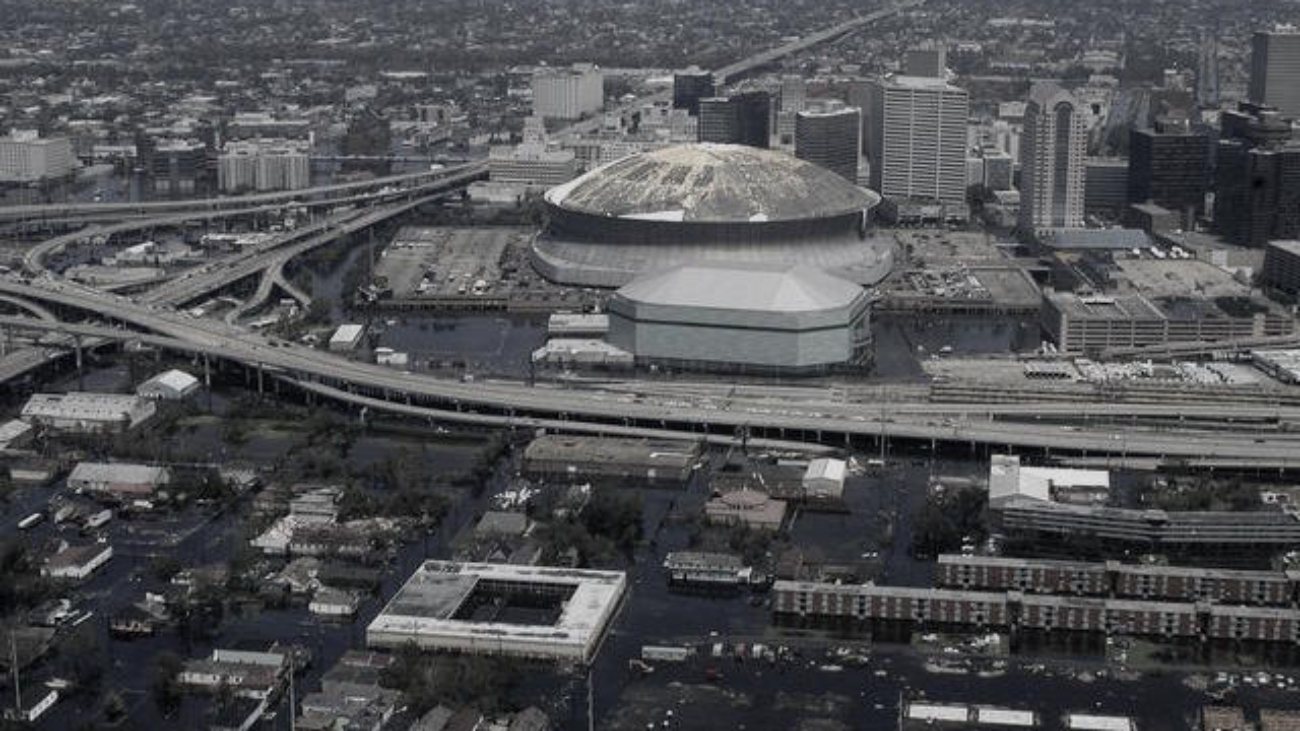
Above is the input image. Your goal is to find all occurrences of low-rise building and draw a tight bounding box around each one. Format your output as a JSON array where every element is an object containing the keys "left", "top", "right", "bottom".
[
  {"left": 309, "top": 587, "right": 363, "bottom": 618},
  {"left": 367, "top": 561, "right": 627, "bottom": 663},
  {"left": 21, "top": 392, "right": 156, "bottom": 433},
  {"left": 663, "top": 551, "right": 752, "bottom": 588},
  {"left": 68, "top": 462, "right": 170, "bottom": 497},
  {"left": 179, "top": 649, "right": 288, "bottom": 700},
  {"left": 0, "top": 419, "right": 34, "bottom": 450},
  {"left": 523, "top": 435, "right": 701, "bottom": 485},
  {"left": 1263, "top": 241, "right": 1300, "bottom": 298},
  {"left": 989, "top": 455, "right": 1110, "bottom": 508},
  {"left": 704, "top": 488, "right": 787, "bottom": 531},
  {"left": 289, "top": 486, "right": 342, "bottom": 524}
]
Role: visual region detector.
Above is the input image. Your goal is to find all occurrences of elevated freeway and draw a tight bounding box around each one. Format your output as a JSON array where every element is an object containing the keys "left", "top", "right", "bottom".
[
  {"left": 3, "top": 282, "right": 1300, "bottom": 468},
  {"left": 0, "top": 163, "right": 485, "bottom": 225},
  {"left": 140, "top": 190, "right": 450, "bottom": 309},
  {"left": 21, "top": 163, "right": 486, "bottom": 276}
]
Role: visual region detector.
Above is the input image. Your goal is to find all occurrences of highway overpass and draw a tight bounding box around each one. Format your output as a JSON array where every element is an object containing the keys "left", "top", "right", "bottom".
[{"left": 3, "top": 285, "right": 1300, "bottom": 469}]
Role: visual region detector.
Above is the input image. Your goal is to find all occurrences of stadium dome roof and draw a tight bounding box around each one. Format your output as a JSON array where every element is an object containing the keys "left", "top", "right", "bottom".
[{"left": 545, "top": 143, "right": 876, "bottom": 223}]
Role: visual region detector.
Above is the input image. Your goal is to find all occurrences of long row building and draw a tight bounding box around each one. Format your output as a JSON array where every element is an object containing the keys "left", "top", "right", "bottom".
[
  {"left": 937, "top": 555, "right": 1298, "bottom": 606},
  {"left": 772, "top": 581, "right": 1300, "bottom": 643}
]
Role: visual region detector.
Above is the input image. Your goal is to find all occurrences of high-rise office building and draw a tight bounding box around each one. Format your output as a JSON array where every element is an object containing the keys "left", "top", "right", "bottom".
[
  {"left": 1249, "top": 30, "right": 1300, "bottom": 119},
  {"left": 904, "top": 44, "right": 947, "bottom": 78},
  {"left": 780, "top": 75, "right": 806, "bottom": 113},
  {"left": 673, "top": 68, "right": 715, "bottom": 116},
  {"left": 697, "top": 92, "right": 770, "bottom": 148},
  {"left": 1084, "top": 157, "right": 1129, "bottom": 216},
  {"left": 795, "top": 102, "right": 861, "bottom": 183},
  {"left": 1127, "top": 117, "right": 1208, "bottom": 227},
  {"left": 147, "top": 139, "right": 210, "bottom": 197},
  {"left": 532, "top": 63, "right": 604, "bottom": 120},
  {"left": 1019, "top": 83, "right": 1087, "bottom": 232},
  {"left": 865, "top": 75, "right": 969, "bottom": 209},
  {"left": 1214, "top": 103, "right": 1300, "bottom": 247}
]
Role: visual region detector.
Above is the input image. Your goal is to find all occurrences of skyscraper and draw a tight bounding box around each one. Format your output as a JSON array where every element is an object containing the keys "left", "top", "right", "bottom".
[
  {"left": 1249, "top": 30, "right": 1300, "bottom": 119},
  {"left": 531, "top": 63, "right": 604, "bottom": 120},
  {"left": 698, "top": 92, "right": 771, "bottom": 148},
  {"left": 795, "top": 102, "right": 861, "bottom": 183},
  {"left": 780, "top": 75, "right": 806, "bottom": 113},
  {"left": 865, "top": 75, "right": 969, "bottom": 210},
  {"left": 1214, "top": 103, "right": 1300, "bottom": 247},
  {"left": 673, "top": 68, "right": 715, "bottom": 116},
  {"left": 1019, "top": 83, "right": 1087, "bottom": 232},
  {"left": 1127, "top": 116, "right": 1209, "bottom": 227},
  {"left": 904, "top": 44, "right": 947, "bottom": 78}
]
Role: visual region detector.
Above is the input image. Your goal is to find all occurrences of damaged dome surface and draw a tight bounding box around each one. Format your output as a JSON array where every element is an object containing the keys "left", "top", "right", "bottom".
[{"left": 533, "top": 143, "right": 892, "bottom": 288}]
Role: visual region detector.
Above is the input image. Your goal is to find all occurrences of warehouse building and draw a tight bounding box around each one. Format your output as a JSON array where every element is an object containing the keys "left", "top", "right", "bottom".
[
  {"left": 329, "top": 324, "right": 367, "bottom": 352},
  {"left": 21, "top": 392, "right": 157, "bottom": 433},
  {"left": 366, "top": 561, "right": 626, "bottom": 663},
  {"left": 988, "top": 454, "right": 1110, "bottom": 508},
  {"left": 607, "top": 262, "right": 873, "bottom": 375},
  {"left": 68, "top": 462, "right": 171, "bottom": 497},
  {"left": 533, "top": 143, "right": 892, "bottom": 288},
  {"left": 802, "top": 458, "right": 848, "bottom": 499},
  {"left": 136, "top": 369, "right": 200, "bottom": 400},
  {"left": 522, "top": 435, "right": 701, "bottom": 485}
]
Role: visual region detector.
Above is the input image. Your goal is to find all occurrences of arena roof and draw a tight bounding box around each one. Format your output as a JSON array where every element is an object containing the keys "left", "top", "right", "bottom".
[
  {"left": 545, "top": 143, "right": 876, "bottom": 223},
  {"left": 616, "top": 262, "right": 865, "bottom": 313}
]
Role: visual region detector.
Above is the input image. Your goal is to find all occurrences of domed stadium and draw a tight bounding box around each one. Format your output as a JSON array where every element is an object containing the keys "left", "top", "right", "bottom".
[{"left": 532, "top": 143, "right": 892, "bottom": 288}]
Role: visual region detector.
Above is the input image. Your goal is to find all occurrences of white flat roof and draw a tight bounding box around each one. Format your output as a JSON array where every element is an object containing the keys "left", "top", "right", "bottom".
[
  {"left": 990, "top": 454, "right": 1109, "bottom": 505},
  {"left": 1066, "top": 714, "right": 1134, "bottom": 731},
  {"left": 977, "top": 707, "right": 1038, "bottom": 727},
  {"left": 907, "top": 703, "right": 969, "bottom": 722},
  {"left": 329, "top": 324, "right": 365, "bottom": 343},
  {"left": 70, "top": 462, "right": 169, "bottom": 485},
  {"left": 367, "top": 561, "right": 626, "bottom": 662}
]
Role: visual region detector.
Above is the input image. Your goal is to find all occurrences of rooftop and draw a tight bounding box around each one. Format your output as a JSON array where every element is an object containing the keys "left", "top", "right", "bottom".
[
  {"left": 616, "top": 262, "right": 865, "bottom": 314},
  {"left": 366, "top": 561, "right": 627, "bottom": 662}
]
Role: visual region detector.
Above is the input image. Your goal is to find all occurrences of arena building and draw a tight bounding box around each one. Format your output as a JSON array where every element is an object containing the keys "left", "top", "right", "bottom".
[
  {"left": 532, "top": 143, "right": 892, "bottom": 288},
  {"left": 606, "top": 261, "right": 873, "bottom": 374}
]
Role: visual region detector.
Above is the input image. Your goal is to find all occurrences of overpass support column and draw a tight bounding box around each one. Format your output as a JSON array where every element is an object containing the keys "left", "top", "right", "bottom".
[
  {"left": 257, "top": 363, "right": 264, "bottom": 396},
  {"left": 203, "top": 354, "right": 211, "bottom": 387},
  {"left": 74, "top": 335, "right": 84, "bottom": 391}
]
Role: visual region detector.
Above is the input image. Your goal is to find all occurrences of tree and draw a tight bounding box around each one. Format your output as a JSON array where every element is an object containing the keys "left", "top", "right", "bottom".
[{"left": 150, "top": 651, "right": 184, "bottom": 716}]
